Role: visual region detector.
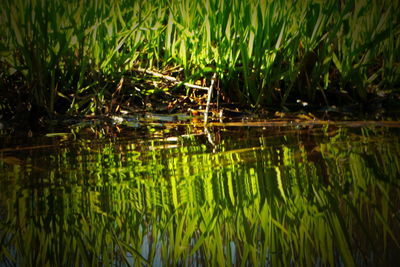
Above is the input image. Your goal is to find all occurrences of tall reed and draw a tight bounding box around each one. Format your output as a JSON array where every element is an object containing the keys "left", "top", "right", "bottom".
[{"left": 1, "top": 0, "right": 398, "bottom": 114}]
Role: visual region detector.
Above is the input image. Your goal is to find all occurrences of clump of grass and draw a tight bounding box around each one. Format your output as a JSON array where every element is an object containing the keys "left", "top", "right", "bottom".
[{"left": 0, "top": 0, "right": 399, "bottom": 116}]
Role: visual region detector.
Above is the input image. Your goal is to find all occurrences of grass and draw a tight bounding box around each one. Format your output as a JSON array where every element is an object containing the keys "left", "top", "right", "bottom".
[{"left": 0, "top": 0, "right": 399, "bottom": 117}]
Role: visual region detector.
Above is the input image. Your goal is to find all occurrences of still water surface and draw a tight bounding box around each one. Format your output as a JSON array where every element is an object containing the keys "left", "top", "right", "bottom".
[{"left": 1, "top": 119, "right": 400, "bottom": 266}]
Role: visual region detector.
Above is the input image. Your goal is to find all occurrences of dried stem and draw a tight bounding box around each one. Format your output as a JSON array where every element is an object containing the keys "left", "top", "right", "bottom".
[{"left": 204, "top": 73, "right": 217, "bottom": 125}]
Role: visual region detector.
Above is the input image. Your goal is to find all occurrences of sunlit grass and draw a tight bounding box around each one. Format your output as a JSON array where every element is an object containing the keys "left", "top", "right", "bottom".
[{"left": 0, "top": 0, "right": 399, "bottom": 113}]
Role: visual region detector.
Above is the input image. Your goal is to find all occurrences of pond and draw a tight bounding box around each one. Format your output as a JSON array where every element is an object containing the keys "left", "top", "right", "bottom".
[{"left": 1, "top": 115, "right": 400, "bottom": 266}]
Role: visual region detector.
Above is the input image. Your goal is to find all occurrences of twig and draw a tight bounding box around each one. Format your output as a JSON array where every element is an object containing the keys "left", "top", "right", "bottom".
[
  {"left": 204, "top": 73, "right": 217, "bottom": 125},
  {"left": 136, "top": 67, "right": 209, "bottom": 91},
  {"left": 135, "top": 68, "right": 217, "bottom": 124}
]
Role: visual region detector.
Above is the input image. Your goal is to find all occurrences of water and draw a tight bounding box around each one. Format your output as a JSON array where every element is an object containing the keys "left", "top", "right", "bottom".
[{"left": 1, "top": 118, "right": 400, "bottom": 266}]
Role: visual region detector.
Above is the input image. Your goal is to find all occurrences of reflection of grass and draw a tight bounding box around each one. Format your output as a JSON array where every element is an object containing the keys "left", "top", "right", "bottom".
[
  {"left": 1, "top": 0, "right": 399, "bottom": 114},
  {"left": 1, "top": 127, "right": 400, "bottom": 265}
]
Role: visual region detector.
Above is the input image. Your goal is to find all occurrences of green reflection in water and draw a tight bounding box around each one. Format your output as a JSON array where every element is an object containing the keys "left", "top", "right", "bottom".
[{"left": 1, "top": 125, "right": 400, "bottom": 266}]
